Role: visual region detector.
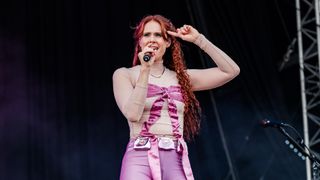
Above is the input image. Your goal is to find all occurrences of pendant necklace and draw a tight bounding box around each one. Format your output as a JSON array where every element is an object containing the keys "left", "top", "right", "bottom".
[{"left": 150, "top": 67, "right": 166, "bottom": 78}]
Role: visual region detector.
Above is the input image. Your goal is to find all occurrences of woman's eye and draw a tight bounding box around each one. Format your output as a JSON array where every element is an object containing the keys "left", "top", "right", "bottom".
[
  {"left": 143, "top": 33, "right": 150, "bottom": 37},
  {"left": 142, "top": 32, "right": 162, "bottom": 38}
]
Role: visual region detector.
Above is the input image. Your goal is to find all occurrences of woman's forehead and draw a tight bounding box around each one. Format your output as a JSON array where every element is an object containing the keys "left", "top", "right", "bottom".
[{"left": 143, "top": 21, "right": 162, "bottom": 32}]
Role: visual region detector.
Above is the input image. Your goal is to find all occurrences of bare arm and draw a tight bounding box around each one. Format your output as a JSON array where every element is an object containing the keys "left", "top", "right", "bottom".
[
  {"left": 112, "top": 66, "right": 150, "bottom": 122},
  {"left": 167, "top": 25, "right": 240, "bottom": 91},
  {"left": 112, "top": 43, "right": 158, "bottom": 122},
  {"left": 188, "top": 34, "right": 240, "bottom": 91}
]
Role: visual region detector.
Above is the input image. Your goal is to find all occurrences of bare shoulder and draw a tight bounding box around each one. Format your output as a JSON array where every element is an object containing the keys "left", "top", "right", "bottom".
[
  {"left": 114, "top": 65, "right": 140, "bottom": 75},
  {"left": 113, "top": 67, "right": 130, "bottom": 78},
  {"left": 113, "top": 66, "right": 140, "bottom": 84}
]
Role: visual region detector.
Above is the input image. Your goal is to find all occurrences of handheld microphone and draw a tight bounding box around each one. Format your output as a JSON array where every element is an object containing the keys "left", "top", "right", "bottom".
[
  {"left": 260, "top": 119, "right": 288, "bottom": 128},
  {"left": 143, "top": 53, "right": 152, "bottom": 62}
]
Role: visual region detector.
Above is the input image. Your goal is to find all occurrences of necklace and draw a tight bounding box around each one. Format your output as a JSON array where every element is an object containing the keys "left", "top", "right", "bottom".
[{"left": 150, "top": 67, "right": 166, "bottom": 78}]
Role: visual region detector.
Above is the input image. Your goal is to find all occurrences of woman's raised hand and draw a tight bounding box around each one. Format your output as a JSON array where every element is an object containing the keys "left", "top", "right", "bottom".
[{"left": 167, "top": 25, "right": 200, "bottom": 43}]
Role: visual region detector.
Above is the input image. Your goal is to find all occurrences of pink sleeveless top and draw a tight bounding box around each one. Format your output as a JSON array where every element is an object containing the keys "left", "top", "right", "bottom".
[
  {"left": 127, "top": 67, "right": 194, "bottom": 180},
  {"left": 128, "top": 67, "right": 185, "bottom": 139}
]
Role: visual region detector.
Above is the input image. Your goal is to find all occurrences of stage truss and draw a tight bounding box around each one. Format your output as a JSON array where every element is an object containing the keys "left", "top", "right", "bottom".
[{"left": 295, "top": 0, "right": 320, "bottom": 179}]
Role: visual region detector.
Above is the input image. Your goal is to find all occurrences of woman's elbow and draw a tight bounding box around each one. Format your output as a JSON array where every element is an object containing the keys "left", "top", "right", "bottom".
[
  {"left": 234, "top": 66, "right": 240, "bottom": 77},
  {"left": 124, "top": 110, "right": 141, "bottom": 122},
  {"left": 226, "top": 67, "right": 240, "bottom": 80}
]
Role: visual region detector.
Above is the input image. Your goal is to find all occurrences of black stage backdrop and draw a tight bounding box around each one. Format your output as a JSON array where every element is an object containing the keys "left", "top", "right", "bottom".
[{"left": 0, "top": 0, "right": 306, "bottom": 179}]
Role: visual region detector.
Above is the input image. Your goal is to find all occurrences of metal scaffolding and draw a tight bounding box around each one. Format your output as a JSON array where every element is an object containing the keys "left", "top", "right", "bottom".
[{"left": 295, "top": 0, "right": 320, "bottom": 179}]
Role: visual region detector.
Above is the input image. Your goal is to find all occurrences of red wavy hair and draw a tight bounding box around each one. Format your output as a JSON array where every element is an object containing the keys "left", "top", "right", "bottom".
[{"left": 132, "top": 15, "right": 201, "bottom": 141}]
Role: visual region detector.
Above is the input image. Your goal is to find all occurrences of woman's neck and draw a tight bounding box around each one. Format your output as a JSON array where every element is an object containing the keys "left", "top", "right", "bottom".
[{"left": 150, "top": 59, "right": 165, "bottom": 77}]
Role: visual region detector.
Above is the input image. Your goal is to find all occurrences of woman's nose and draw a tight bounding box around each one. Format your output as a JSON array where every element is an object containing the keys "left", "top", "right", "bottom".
[{"left": 149, "top": 35, "right": 156, "bottom": 42}]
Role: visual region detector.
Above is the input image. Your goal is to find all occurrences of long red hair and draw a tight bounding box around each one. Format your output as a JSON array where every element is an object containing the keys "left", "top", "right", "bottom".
[{"left": 132, "top": 15, "right": 201, "bottom": 141}]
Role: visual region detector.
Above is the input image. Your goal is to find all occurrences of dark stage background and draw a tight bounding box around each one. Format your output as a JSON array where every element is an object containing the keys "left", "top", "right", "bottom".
[{"left": 0, "top": 0, "right": 306, "bottom": 179}]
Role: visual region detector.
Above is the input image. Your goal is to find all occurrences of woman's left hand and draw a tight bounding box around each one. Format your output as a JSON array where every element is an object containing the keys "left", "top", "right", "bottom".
[{"left": 167, "top": 25, "right": 200, "bottom": 43}]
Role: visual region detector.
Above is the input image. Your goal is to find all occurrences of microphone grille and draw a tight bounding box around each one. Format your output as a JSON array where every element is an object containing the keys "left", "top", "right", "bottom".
[{"left": 143, "top": 55, "right": 151, "bottom": 62}]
